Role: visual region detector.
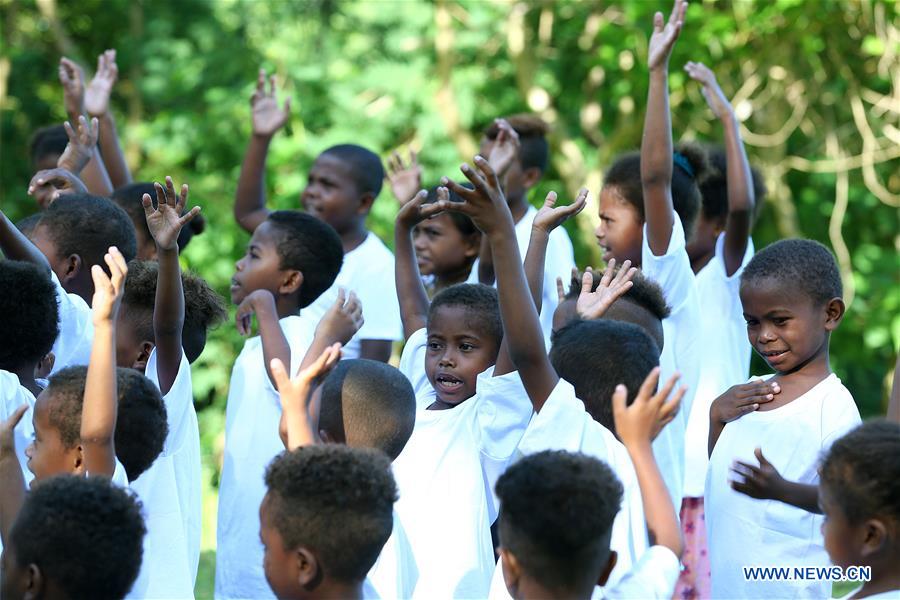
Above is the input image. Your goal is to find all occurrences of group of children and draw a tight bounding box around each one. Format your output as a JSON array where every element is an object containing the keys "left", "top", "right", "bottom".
[{"left": 2, "top": 2, "right": 899, "bottom": 599}]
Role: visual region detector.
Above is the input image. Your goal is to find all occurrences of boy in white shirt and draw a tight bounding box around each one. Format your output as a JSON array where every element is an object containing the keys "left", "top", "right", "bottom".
[
  {"left": 233, "top": 69, "right": 401, "bottom": 362},
  {"left": 215, "top": 210, "right": 344, "bottom": 600}
]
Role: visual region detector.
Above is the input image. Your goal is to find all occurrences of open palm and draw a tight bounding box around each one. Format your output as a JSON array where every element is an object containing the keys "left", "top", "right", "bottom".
[
  {"left": 576, "top": 259, "right": 637, "bottom": 320},
  {"left": 84, "top": 49, "right": 119, "bottom": 117},
  {"left": 251, "top": 69, "right": 290, "bottom": 136},
  {"left": 142, "top": 177, "right": 200, "bottom": 251},
  {"left": 648, "top": 0, "right": 687, "bottom": 70}
]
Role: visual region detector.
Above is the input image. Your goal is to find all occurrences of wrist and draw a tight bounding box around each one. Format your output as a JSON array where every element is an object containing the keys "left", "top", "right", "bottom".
[
  {"left": 91, "top": 319, "right": 116, "bottom": 331},
  {"left": 649, "top": 64, "right": 670, "bottom": 76},
  {"left": 155, "top": 243, "right": 179, "bottom": 255},
  {"left": 252, "top": 131, "right": 276, "bottom": 143},
  {"left": 530, "top": 224, "right": 552, "bottom": 239}
]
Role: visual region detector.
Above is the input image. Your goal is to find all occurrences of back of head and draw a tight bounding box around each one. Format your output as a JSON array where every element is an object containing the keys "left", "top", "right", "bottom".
[
  {"left": 39, "top": 193, "right": 138, "bottom": 265},
  {"left": 319, "top": 359, "right": 416, "bottom": 460},
  {"left": 0, "top": 261, "right": 59, "bottom": 372},
  {"left": 8, "top": 475, "right": 145, "bottom": 600},
  {"left": 428, "top": 283, "right": 503, "bottom": 349},
  {"left": 819, "top": 419, "right": 900, "bottom": 526},
  {"left": 741, "top": 238, "right": 842, "bottom": 306},
  {"left": 266, "top": 211, "right": 344, "bottom": 308},
  {"left": 15, "top": 213, "right": 42, "bottom": 238},
  {"left": 114, "top": 368, "right": 168, "bottom": 481},
  {"left": 604, "top": 143, "right": 710, "bottom": 239},
  {"left": 485, "top": 114, "right": 550, "bottom": 174},
  {"left": 321, "top": 144, "right": 385, "bottom": 200},
  {"left": 699, "top": 145, "right": 767, "bottom": 225},
  {"left": 112, "top": 182, "right": 207, "bottom": 253},
  {"left": 496, "top": 450, "right": 623, "bottom": 597},
  {"left": 264, "top": 445, "right": 397, "bottom": 583},
  {"left": 549, "top": 320, "right": 660, "bottom": 434},
  {"left": 29, "top": 124, "right": 69, "bottom": 169}
]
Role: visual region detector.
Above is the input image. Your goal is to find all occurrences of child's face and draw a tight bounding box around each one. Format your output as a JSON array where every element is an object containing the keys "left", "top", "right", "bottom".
[
  {"left": 740, "top": 278, "right": 837, "bottom": 375},
  {"left": 425, "top": 304, "right": 500, "bottom": 407},
  {"left": 259, "top": 492, "right": 304, "bottom": 600},
  {"left": 232, "top": 221, "right": 287, "bottom": 305},
  {"left": 413, "top": 214, "right": 478, "bottom": 278},
  {"left": 595, "top": 185, "right": 643, "bottom": 266},
  {"left": 301, "top": 154, "right": 365, "bottom": 235},
  {"left": 685, "top": 212, "right": 724, "bottom": 266},
  {"left": 25, "top": 392, "right": 80, "bottom": 482},
  {"left": 818, "top": 482, "right": 858, "bottom": 570}
]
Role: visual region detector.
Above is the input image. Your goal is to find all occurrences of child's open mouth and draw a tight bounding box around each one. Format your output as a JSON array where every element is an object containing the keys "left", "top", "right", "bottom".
[{"left": 436, "top": 374, "right": 463, "bottom": 393}]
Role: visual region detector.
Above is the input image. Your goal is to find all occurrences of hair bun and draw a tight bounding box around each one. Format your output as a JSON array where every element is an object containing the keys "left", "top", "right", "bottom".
[
  {"left": 673, "top": 142, "right": 711, "bottom": 183},
  {"left": 188, "top": 211, "right": 206, "bottom": 234}
]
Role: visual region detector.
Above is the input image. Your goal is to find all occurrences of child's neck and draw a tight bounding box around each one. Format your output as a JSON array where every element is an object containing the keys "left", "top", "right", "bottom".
[
  {"left": 856, "top": 567, "right": 900, "bottom": 598},
  {"left": 760, "top": 343, "right": 833, "bottom": 410},
  {"left": 339, "top": 223, "right": 369, "bottom": 254},
  {"left": 690, "top": 250, "right": 714, "bottom": 274},
  {"left": 275, "top": 297, "right": 302, "bottom": 320},
  {"left": 433, "top": 264, "right": 476, "bottom": 294},
  {"left": 310, "top": 580, "right": 364, "bottom": 600},
  {"left": 507, "top": 192, "right": 530, "bottom": 224}
]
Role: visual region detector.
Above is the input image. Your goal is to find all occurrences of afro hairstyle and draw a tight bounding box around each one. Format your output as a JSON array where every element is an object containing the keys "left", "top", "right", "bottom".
[
  {"left": 698, "top": 145, "right": 767, "bottom": 224},
  {"left": 0, "top": 261, "right": 59, "bottom": 370}
]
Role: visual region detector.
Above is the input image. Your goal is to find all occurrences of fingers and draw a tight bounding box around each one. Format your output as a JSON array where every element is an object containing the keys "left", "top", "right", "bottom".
[
  {"left": 472, "top": 155, "right": 501, "bottom": 193},
  {"left": 141, "top": 192, "right": 154, "bottom": 216},
  {"left": 458, "top": 161, "right": 490, "bottom": 198},
  {"left": 556, "top": 276, "right": 566, "bottom": 304},
  {"left": 754, "top": 447, "right": 772, "bottom": 468},
  {"left": 659, "top": 384, "right": 687, "bottom": 423},
  {"left": 653, "top": 11, "right": 665, "bottom": 32},
  {"left": 178, "top": 206, "right": 202, "bottom": 227},
  {"left": 436, "top": 186, "right": 450, "bottom": 204},
  {"left": 270, "top": 358, "right": 290, "bottom": 393},
  {"left": 63, "top": 120, "right": 76, "bottom": 142},
  {"left": 580, "top": 269, "right": 594, "bottom": 297},
  {"left": 105, "top": 246, "right": 128, "bottom": 292},
  {"left": 542, "top": 191, "right": 558, "bottom": 211},
  {"left": 5, "top": 403, "right": 29, "bottom": 430},
  {"left": 612, "top": 383, "right": 628, "bottom": 418},
  {"left": 257, "top": 68, "right": 266, "bottom": 93},
  {"left": 638, "top": 366, "right": 663, "bottom": 403},
  {"left": 598, "top": 257, "right": 616, "bottom": 288},
  {"left": 165, "top": 176, "right": 178, "bottom": 209}
]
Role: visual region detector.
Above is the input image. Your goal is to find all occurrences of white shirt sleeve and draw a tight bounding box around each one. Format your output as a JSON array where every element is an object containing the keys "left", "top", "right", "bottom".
[
  {"left": 144, "top": 348, "right": 194, "bottom": 456},
  {"left": 49, "top": 271, "right": 94, "bottom": 374},
  {"left": 0, "top": 371, "right": 36, "bottom": 484},
  {"left": 599, "top": 546, "right": 680, "bottom": 600},
  {"left": 517, "top": 378, "right": 591, "bottom": 455}
]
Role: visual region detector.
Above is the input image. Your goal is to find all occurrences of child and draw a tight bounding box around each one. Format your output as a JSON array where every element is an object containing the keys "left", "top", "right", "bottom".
[
  {"left": 28, "top": 116, "right": 96, "bottom": 210},
  {"left": 215, "top": 209, "right": 344, "bottom": 600},
  {"left": 594, "top": 0, "right": 701, "bottom": 510},
  {"left": 260, "top": 444, "right": 398, "bottom": 600},
  {"left": 29, "top": 124, "right": 69, "bottom": 172},
  {"left": 233, "top": 69, "right": 400, "bottom": 362},
  {"left": 679, "top": 60, "right": 766, "bottom": 599},
  {"left": 414, "top": 186, "right": 481, "bottom": 297},
  {"left": 706, "top": 238, "right": 861, "bottom": 598},
  {"left": 495, "top": 369, "right": 685, "bottom": 600},
  {"left": 0, "top": 475, "right": 146, "bottom": 600},
  {"left": 820, "top": 420, "right": 900, "bottom": 598},
  {"left": 112, "top": 182, "right": 207, "bottom": 260}
]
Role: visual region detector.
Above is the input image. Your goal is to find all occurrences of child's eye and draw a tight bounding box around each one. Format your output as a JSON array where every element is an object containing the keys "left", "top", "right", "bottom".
[
  {"left": 459, "top": 343, "right": 474, "bottom": 351},
  {"left": 427, "top": 341, "right": 443, "bottom": 351},
  {"left": 772, "top": 317, "right": 789, "bottom": 326}
]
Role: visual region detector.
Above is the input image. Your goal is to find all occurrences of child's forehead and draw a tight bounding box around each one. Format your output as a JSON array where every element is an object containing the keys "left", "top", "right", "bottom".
[
  {"left": 250, "top": 221, "right": 282, "bottom": 248},
  {"left": 311, "top": 153, "right": 354, "bottom": 178},
  {"left": 428, "top": 304, "right": 489, "bottom": 336},
  {"left": 740, "top": 276, "right": 814, "bottom": 311}
]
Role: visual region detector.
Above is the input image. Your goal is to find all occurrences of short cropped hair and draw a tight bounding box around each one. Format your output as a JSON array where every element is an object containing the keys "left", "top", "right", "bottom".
[
  {"left": 44, "top": 366, "right": 168, "bottom": 481},
  {"left": 549, "top": 320, "right": 659, "bottom": 434},
  {"left": 319, "top": 359, "right": 416, "bottom": 460},
  {"left": 29, "top": 124, "right": 69, "bottom": 166},
  {"left": 741, "top": 239, "right": 842, "bottom": 306},
  {"left": 111, "top": 182, "right": 207, "bottom": 252},
  {"left": 122, "top": 260, "right": 227, "bottom": 363},
  {"left": 699, "top": 146, "right": 767, "bottom": 224},
  {"left": 264, "top": 445, "right": 397, "bottom": 583},
  {"left": 485, "top": 114, "right": 550, "bottom": 174},
  {"left": 0, "top": 261, "right": 59, "bottom": 370},
  {"left": 321, "top": 144, "right": 385, "bottom": 198},
  {"left": 16, "top": 213, "right": 43, "bottom": 237},
  {"left": 9, "top": 475, "right": 145, "bottom": 600},
  {"left": 604, "top": 142, "right": 710, "bottom": 239},
  {"left": 266, "top": 211, "right": 344, "bottom": 309},
  {"left": 38, "top": 193, "right": 138, "bottom": 265},
  {"left": 564, "top": 267, "right": 671, "bottom": 321},
  {"left": 429, "top": 283, "right": 503, "bottom": 349},
  {"left": 496, "top": 450, "right": 623, "bottom": 594},
  {"left": 820, "top": 419, "right": 900, "bottom": 526},
  {"left": 425, "top": 184, "right": 479, "bottom": 238}
]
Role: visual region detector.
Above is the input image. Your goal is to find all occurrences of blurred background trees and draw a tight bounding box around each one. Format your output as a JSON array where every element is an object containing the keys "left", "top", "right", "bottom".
[{"left": 1, "top": 0, "right": 897, "bottom": 594}]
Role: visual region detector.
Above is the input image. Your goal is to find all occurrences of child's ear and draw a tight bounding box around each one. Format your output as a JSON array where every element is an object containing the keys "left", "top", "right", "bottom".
[
  {"left": 596, "top": 550, "right": 618, "bottom": 587},
  {"left": 23, "top": 563, "right": 43, "bottom": 600},
  {"left": 356, "top": 192, "right": 375, "bottom": 216},
  {"left": 823, "top": 297, "right": 846, "bottom": 331},
  {"left": 295, "top": 547, "right": 322, "bottom": 590},
  {"left": 34, "top": 351, "right": 56, "bottom": 380},
  {"left": 279, "top": 270, "right": 304, "bottom": 297},
  {"left": 133, "top": 341, "right": 155, "bottom": 372},
  {"left": 463, "top": 233, "right": 481, "bottom": 258},
  {"left": 499, "top": 548, "right": 521, "bottom": 599},
  {"left": 72, "top": 445, "right": 85, "bottom": 474},
  {"left": 61, "top": 254, "right": 82, "bottom": 283},
  {"left": 860, "top": 518, "right": 887, "bottom": 558},
  {"left": 521, "top": 167, "right": 543, "bottom": 190}
]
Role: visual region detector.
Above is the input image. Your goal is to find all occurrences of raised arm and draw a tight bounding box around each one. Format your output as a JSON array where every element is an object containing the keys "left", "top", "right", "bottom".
[
  {"left": 442, "top": 157, "right": 558, "bottom": 408},
  {"left": 386, "top": 150, "right": 422, "bottom": 205},
  {"left": 235, "top": 289, "right": 291, "bottom": 389},
  {"left": 641, "top": 0, "right": 687, "bottom": 256},
  {"left": 234, "top": 69, "right": 290, "bottom": 234},
  {"left": 82, "top": 247, "right": 128, "bottom": 477},
  {"left": 613, "top": 368, "right": 686, "bottom": 557},
  {"left": 0, "top": 210, "right": 51, "bottom": 272},
  {"left": 28, "top": 168, "right": 88, "bottom": 209},
  {"left": 143, "top": 177, "right": 201, "bottom": 395},
  {"left": 394, "top": 190, "right": 434, "bottom": 339},
  {"left": 0, "top": 405, "right": 28, "bottom": 546},
  {"left": 685, "top": 61, "right": 754, "bottom": 275},
  {"left": 84, "top": 49, "right": 132, "bottom": 188},
  {"left": 57, "top": 116, "right": 99, "bottom": 177},
  {"left": 298, "top": 288, "right": 363, "bottom": 372}
]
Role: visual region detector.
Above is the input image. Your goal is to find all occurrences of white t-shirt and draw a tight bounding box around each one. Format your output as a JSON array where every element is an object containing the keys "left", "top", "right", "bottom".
[
  {"left": 0, "top": 371, "right": 36, "bottom": 557},
  {"left": 365, "top": 509, "right": 418, "bottom": 599},
  {"left": 595, "top": 545, "right": 681, "bottom": 599},
  {"left": 467, "top": 205, "right": 576, "bottom": 349},
  {"left": 705, "top": 374, "right": 861, "bottom": 599},
  {"left": 215, "top": 316, "right": 315, "bottom": 600},
  {"left": 299, "top": 232, "right": 402, "bottom": 359},
  {"left": 392, "top": 328, "right": 533, "bottom": 599},
  {"left": 486, "top": 378, "right": 648, "bottom": 600},
  {"left": 641, "top": 218, "right": 701, "bottom": 511},
  {"left": 129, "top": 349, "right": 199, "bottom": 599},
  {"left": 49, "top": 271, "right": 93, "bottom": 373},
  {"left": 683, "top": 234, "right": 754, "bottom": 497}
]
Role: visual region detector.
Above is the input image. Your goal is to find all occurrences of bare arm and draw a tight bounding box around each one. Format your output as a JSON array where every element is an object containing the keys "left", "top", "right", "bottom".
[
  {"left": 0, "top": 405, "right": 28, "bottom": 546},
  {"left": 272, "top": 344, "right": 342, "bottom": 450},
  {"left": 235, "top": 290, "right": 291, "bottom": 389},
  {"left": 0, "top": 210, "right": 51, "bottom": 271},
  {"left": 298, "top": 289, "right": 363, "bottom": 372},
  {"left": 359, "top": 340, "right": 393, "bottom": 363},
  {"left": 394, "top": 190, "right": 432, "bottom": 339},
  {"left": 84, "top": 50, "right": 132, "bottom": 188}
]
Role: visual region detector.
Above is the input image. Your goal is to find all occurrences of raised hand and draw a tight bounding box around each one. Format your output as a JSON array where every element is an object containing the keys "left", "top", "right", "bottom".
[
  {"left": 84, "top": 49, "right": 119, "bottom": 117},
  {"left": 251, "top": 68, "right": 290, "bottom": 138},
  {"left": 487, "top": 119, "right": 521, "bottom": 179},
  {"left": 685, "top": 61, "right": 733, "bottom": 120},
  {"left": 142, "top": 176, "right": 201, "bottom": 251},
  {"left": 90, "top": 246, "right": 128, "bottom": 326},
  {"left": 0, "top": 405, "right": 28, "bottom": 459},
  {"left": 386, "top": 150, "right": 422, "bottom": 205},
  {"left": 576, "top": 259, "right": 637, "bottom": 320},
  {"left": 235, "top": 289, "right": 276, "bottom": 336},
  {"left": 710, "top": 379, "right": 780, "bottom": 425},
  {"left": 271, "top": 343, "right": 342, "bottom": 414},
  {"left": 648, "top": 0, "right": 687, "bottom": 71},
  {"left": 59, "top": 57, "right": 86, "bottom": 119},
  {"left": 315, "top": 288, "right": 364, "bottom": 346},
  {"left": 57, "top": 116, "right": 100, "bottom": 175},
  {"left": 28, "top": 168, "right": 88, "bottom": 209},
  {"left": 396, "top": 188, "right": 445, "bottom": 231},
  {"left": 731, "top": 447, "right": 787, "bottom": 500},
  {"left": 439, "top": 155, "right": 509, "bottom": 235},
  {"left": 533, "top": 188, "right": 588, "bottom": 235},
  {"left": 613, "top": 367, "right": 685, "bottom": 445}
]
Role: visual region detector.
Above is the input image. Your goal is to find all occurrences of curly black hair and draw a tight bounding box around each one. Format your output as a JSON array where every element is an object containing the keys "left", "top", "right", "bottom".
[
  {"left": 44, "top": 366, "right": 168, "bottom": 481},
  {"left": 319, "top": 359, "right": 416, "bottom": 460},
  {"left": 429, "top": 283, "right": 503, "bottom": 350},
  {"left": 496, "top": 450, "right": 623, "bottom": 595},
  {"left": 111, "top": 182, "right": 207, "bottom": 253},
  {"left": 29, "top": 124, "right": 69, "bottom": 166},
  {"left": 16, "top": 213, "right": 43, "bottom": 237},
  {"left": 0, "top": 261, "right": 59, "bottom": 370},
  {"left": 564, "top": 267, "right": 671, "bottom": 321},
  {"left": 264, "top": 445, "right": 397, "bottom": 583},
  {"left": 484, "top": 114, "right": 550, "bottom": 174},
  {"left": 603, "top": 142, "right": 710, "bottom": 240},
  {"left": 820, "top": 419, "right": 900, "bottom": 526},
  {"left": 9, "top": 475, "right": 145, "bottom": 600},
  {"left": 549, "top": 320, "right": 660, "bottom": 435},
  {"left": 122, "top": 260, "right": 227, "bottom": 363},
  {"left": 698, "top": 145, "right": 767, "bottom": 224},
  {"left": 37, "top": 193, "right": 138, "bottom": 266},
  {"left": 321, "top": 144, "right": 385, "bottom": 199},
  {"left": 741, "top": 239, "right": 842, "bottom": 306},
  {"left": 266, "top": 211, "right": 344, "bottom": 309}
]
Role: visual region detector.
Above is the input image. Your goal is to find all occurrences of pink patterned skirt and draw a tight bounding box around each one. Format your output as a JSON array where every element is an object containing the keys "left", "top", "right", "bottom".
[{"left": 673, "top": 497, "right": 710, "bottom": 599}]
